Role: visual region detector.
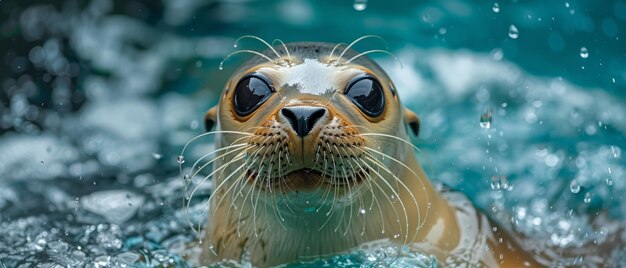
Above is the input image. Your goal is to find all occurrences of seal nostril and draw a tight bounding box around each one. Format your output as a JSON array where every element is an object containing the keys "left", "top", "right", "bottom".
[{"left": 280, "top": 106, "right": 327, "bottom": 137}]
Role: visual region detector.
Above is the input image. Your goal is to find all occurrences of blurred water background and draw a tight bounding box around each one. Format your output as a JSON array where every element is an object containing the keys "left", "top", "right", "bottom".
[{"left": 0, "top": 0, "right": 625, "bottom": 267}]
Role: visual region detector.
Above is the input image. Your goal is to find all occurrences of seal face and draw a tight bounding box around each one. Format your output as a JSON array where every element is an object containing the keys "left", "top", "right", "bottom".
[
  {"left": 212, "top": 43, "right": 405, "bottom": 200},
  {"left": 198, "top": 39, "right": 537, "bottom": 267}
]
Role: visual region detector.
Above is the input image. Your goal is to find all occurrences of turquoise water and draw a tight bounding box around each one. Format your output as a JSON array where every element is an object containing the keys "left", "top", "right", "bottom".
[{"left": 0, "top": 0, "right": 625, "bottom": 267}]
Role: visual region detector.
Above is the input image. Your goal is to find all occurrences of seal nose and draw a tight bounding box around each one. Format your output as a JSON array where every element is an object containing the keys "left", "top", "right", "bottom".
[{"left": 281, "top": 106, "right": 327, "bottom": 137}]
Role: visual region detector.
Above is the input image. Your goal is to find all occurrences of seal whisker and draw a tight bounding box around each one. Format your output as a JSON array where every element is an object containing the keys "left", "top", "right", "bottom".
[
  {"left": 271, "top": 39, "right": 292, "bottom": 62},
  {"left": 190, "top": 143, "right": 249, "bottom": 178},
  {"left": 237, "top": 162, "right": 267, "bottom": 237},
  {"left": 185, "top": 144, "right": 252, "bottom": 231},
  {"left": 328, "top": 43, "right": 346, "bottom": 60},
  {"left": 214, "top": 146, "right": 262, "bottom": 214},
  {"left": 356, "top": 158, "right": 402, "bottom": 237},
  {"left": 318, "top": 149, "right": 341, "bottom": 231},
  {"left": 336, "top": 35, "right": 388, "bottom": 65},
  {"left": 340, "top": 164, "right": 355, "bottom": 236},
  {"left": 349, "top": 156, "right": 387, "bottom": 236},
  {"left": 361, "top": 146, "right": 430, "bottom": 231},
  {"left": 189, "top": 150, "right": 249, "bottom": 214},
  {"left": 362, "top": 154, "right": 419, "bottom": 244},
  {"left": 235, "top": 35, "right": 283, "bottom": 59},
  {"left": 358, "top": 158, "right": 410, "bottom": 245},
  {"left": 180, "top": 130, "right": 253, "bottom": 155},
  {"left": 186, "top": 152, "right": 247, "bottom": 235},
  {"left": 357, "top": 132, "right": 429, "bottom": 163},
  {"left": 343, "top": 50, "right": 403, "bottom": 68},
  {"left": 341, "top": 149, "right": 367, "bottom": 237},
  {"left": 252, "top": 171, "right": 265, "bottom": 237},
  {"left": 220, "top": 50, "right": 276, "bottom": 70}
]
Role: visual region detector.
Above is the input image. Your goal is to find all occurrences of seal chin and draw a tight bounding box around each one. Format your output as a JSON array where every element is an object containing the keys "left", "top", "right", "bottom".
[{"left": 246, "top": 167, "right": 367, "bottom": 191}]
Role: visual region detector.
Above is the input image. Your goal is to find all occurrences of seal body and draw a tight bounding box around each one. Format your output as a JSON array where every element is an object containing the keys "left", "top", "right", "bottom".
[{"left": 200, "top": 42, "right": 539, "bottom": 267}]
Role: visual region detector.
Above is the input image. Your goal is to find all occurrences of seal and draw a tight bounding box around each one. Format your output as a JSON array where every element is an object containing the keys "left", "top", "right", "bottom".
[{"left": 197, "top": 36, "right": 539, "bottom": 267}]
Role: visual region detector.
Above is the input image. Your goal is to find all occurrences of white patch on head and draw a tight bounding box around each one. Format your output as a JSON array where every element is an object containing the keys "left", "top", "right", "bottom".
[{"left": 280, "top": 58, "right": 356, "bottom": 95}]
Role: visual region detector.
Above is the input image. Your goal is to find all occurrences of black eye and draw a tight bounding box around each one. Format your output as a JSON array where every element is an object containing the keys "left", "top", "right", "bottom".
[
  {"left": 344, "top": 76, "right": 385, "bottom": 117},
  {"left": 233, "top": 74, "right": 273, "bottom": 116}
]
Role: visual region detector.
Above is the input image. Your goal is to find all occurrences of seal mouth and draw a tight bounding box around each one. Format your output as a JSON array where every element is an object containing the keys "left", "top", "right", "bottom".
[{"left": 246, "top": 168, "right": 367, "bottom": 190}]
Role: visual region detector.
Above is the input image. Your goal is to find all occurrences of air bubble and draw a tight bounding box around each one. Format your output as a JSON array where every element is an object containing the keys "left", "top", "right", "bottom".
[
  {"left": 580, "top": 47, "right": 589, "bottom": 58},
  {"left": 353, "top": 0, "right": 367, "bottom": 11},
  {"left": 508, "top": 25, "right": 519, "bottom": 39}
]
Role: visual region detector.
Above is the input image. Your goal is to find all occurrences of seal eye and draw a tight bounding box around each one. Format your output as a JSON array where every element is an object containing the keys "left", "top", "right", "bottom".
[
  {"left": 233, "top": 75, "right": 273, "bottom": 116},
  {"left": 344, "top": 76, "right": 385, "bottom": 117}
]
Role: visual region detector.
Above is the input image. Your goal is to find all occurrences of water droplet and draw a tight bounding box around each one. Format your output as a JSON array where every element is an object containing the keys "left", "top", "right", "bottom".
[
  {"left": 606, "top": 178, "right": 613, "bottom": 186},
  {"left": 480, "top": 107, "right": 493, "bottom": 129},
  {"left": 218, "top": 62, "right": 224, "bottom": 70},
  {"left": 177, "top": 155, "right": 185, "bottom": 164},
  {"left": 565, "top": 2, "right": 570, "bottom": 8},
  {"left": 610, "top": 145, "right": 621, "bottom": 158},
  {"left": 490, "top": 176, "right": 509, "bottom": 190},
  {"left": 183, "top": 174, "right": 191, "bottom": 183},
  {"left": 190, "top": 120, "right": 199, "bottom": 130},
  {"left": 353, "top": 0, "right": 367, "bottom": 11},
  {"left": 359, "top": 208, "right": 366, "bottom": 214},
  {"left": 583, "top": 192, "right": 591, "bottom": 203},
  {"left": 570, "top": 180, "right": 581, "bottom": 193},
  {"left": 233, "top": 44, "right": 238, "bottom": 48},
  {"left": 508, "top": 25, "right": 519, "bottom": 39},
  {"left": 152, "top": 153, "right": 162, "bottom": 160},
  {"left": 580, "top": 47, "right": 589, "bottom": 58},
  {"left": 40, "top": 160, "right": 44, "bottom": 164},
  {"left": 492, "top": 3, "right": 500, "bottom": 13}
]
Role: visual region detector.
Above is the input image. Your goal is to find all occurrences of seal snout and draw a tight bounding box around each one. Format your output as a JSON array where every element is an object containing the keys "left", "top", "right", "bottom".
[{"left": 280, "top": 106, "right": 327, "bottom": 138}]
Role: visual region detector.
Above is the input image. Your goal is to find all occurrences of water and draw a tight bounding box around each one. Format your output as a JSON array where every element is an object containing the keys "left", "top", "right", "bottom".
[{"left": 1, "top": 0, "right": 625, "bottom": 267}]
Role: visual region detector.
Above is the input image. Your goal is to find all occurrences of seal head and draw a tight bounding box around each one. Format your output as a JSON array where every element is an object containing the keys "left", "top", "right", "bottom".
[{"left": 200, "top": 41, "right": 535, "bottom": 267}]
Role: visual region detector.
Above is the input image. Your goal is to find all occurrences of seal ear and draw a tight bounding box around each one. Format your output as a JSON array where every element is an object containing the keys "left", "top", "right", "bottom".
[
  {"left": 204, "top": 106, "right": 217, "bottom": 132},
  {"left": 403, "top": 108, "right": 420, "bottom": 137}
]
